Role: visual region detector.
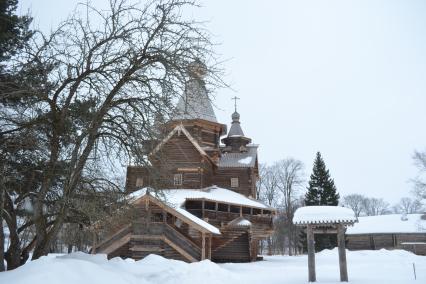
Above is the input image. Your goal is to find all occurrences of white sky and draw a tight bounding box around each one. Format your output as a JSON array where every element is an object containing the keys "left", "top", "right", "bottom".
[{"left": 19, "top": 0, "right": 426, "bottom": 203}]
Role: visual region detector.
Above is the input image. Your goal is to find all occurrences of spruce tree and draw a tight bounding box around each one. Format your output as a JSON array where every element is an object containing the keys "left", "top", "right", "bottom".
[
  {"left": 0, "top": 0, "right": 32, "bottom": 64},
  {"left": 305, "top": 152, "right": 339, "bottom": 206},
  {"left": 0, "top": 0, "right": 32, "bottom": 272},
  {"left": 303, "top": 152, "right": 340, "bottom": 251}
]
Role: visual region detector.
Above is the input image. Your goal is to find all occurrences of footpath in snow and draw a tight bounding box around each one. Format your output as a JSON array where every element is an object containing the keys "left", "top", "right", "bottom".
[{"left": 0, "top": 249, "right": 425, "bottom": 284}]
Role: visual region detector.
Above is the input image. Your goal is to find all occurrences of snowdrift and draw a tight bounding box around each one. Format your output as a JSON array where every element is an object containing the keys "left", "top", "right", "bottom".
[{"left": 1, "top": 249, "right": 425, "bottom": 284}]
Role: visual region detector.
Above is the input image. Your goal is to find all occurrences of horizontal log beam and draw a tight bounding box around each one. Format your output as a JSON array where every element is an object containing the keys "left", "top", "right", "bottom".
[{"left": 313, "top": 229, "right": 337, "bottom": 234}]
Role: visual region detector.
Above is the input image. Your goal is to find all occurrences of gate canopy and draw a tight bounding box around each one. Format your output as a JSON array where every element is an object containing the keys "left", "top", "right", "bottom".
[
  {"left": 293, "top": 206, "right": 357, "bottom": 226},
  {"left": 293, "top": 206, "right": 357, "bottom": 283}
]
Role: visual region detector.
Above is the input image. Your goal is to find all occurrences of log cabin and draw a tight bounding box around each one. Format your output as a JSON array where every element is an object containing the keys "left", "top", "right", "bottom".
[
  {"left": 94, "top": 61, "right": 275, "bottom": 262},
  {"left": 346, "top": 213, "right": 426, "bottom": 255}
]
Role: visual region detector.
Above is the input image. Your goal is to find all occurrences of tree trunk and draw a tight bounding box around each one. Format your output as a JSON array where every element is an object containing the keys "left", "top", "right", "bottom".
[
  {"left": 0, "top": 224, "right": 4, "bottom": 272},
  {"left": 3, "top": 193, "right": 21, "bottom": 270},
  {"left": 267, "top": 237, "right": 273, "bottom": 255},
  {"left": 0, "top": 170, "right": 5, "bottom": 272}
]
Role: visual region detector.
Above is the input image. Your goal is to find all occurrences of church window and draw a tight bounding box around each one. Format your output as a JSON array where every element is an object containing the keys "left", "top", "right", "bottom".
[
  {"left": 135, "top": 177, "right": 144, "bottom": 187},
  {"left": 174, "top": 173, "right": 183, "bottom": 186},
  {"left": 231, "top": 177, "right": 239, "bottom": 188}
]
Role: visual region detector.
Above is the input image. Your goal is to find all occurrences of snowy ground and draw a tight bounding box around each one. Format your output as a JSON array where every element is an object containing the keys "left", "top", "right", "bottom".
[{"left": 0, "top": 249, "right": 425, "bottom": 284}]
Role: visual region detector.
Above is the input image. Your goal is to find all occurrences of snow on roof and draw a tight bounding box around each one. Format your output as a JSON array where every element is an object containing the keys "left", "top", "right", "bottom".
[
  {"left": 129, "top": 186, "right": 272, "bottom": 235},
  {"left": 227, "top": 217, "right": 252, "bottom": 228},
  {"left": 129, "top": 188, "right": 220, "bottom": 235},
  {"left": 293, "top": 206, "right": 357, "bottom": 225},
  {"left": 238, "top": 157, "right": 252, "bottom": 165},
  {"left": 176, "top": 186, "right": 271, "bottom": 209},
  {"left": 218, "top": 145, "right": 257, "bottom": 168},
  {"left": 346, "top": 214, "right": 426, "bottom": 235}
]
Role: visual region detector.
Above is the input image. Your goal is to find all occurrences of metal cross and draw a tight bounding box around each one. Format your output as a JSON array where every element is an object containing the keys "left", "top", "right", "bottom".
[{"left": 231, "top": 96, "right": 240, "bottom": 112}]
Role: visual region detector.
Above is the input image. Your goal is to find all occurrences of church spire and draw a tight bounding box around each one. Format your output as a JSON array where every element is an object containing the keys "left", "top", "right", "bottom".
[{"left": 172, "top": 60, "right": 217, "bottom": 123}]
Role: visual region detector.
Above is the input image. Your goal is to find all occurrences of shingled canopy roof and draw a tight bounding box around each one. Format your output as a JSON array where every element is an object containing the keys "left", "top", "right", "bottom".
[
  {"left": 293, "top": 206, "right": 357, "bottom": 225},
  {"left": 218, "top": 145, "right": 258, "bottom": 168},
  {"left": 293, "top": 206, "right": 357, "bottom": 282}
]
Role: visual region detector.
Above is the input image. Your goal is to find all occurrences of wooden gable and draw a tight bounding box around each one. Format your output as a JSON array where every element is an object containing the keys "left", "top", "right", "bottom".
[{"left": 147, "top": 125, "right": 216, "bottom": 189}]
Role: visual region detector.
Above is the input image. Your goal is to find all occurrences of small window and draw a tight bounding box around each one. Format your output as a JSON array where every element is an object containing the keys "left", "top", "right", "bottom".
[
  {"left": 231, "top": 177, "right": 239, "bottom": 188},
  {"left": 218, "top": 203, "right": 229, "bottom": 212},
  {"left": 242, "top": 207, "right": 251, "bottom": 214},
  {"left": 150, "top": 212, "right": 163, "bottom": 223},
  {"left": 253, "top": 208, "right": 261, "bottom": 215},
  {"left": 205, "top": 201, "right": 216, "bottom": 210},
  {"left": 135, "top": 177, "right": 144, "bottom": 187},
  {"left": 174, "top": 173, "right": 182, "bottom": 186},
  {"left": 185, "top": 200, "right": 202, "bottom": 210},
  {"left": 230, "top": 205, "right": 240, "bottom": 213}
]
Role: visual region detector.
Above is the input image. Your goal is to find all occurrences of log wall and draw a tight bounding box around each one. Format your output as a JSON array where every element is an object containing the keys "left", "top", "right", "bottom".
[
  {"left": 346, "top": 233, "right": 426, "bottom": 255},
  {"left": 213, "top": 168, "right": 256, "bottom": 197}
]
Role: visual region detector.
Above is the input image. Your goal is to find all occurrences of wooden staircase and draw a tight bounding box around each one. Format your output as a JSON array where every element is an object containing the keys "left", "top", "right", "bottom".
[
  {"left": 212, "top": 228, "right": 250, "bottom": 262},
  {"left": 96, "top": 223, "right": 202, "bottom": 262},
  {"left": 95, "top": 225, "right": 132, "bottom": 255},
  {"left": 212, "top": 229, "right": 246, "bottom": 252}
]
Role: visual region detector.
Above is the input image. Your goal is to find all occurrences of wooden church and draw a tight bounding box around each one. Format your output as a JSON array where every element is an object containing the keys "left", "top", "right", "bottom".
[{"left": 94, "top": 61, "right": 275, "bottom": 263}]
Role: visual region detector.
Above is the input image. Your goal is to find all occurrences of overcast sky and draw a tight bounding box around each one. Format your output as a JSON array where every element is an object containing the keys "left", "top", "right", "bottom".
[{"left": 19, "top": 0, "right": 426, "bottom": 203}]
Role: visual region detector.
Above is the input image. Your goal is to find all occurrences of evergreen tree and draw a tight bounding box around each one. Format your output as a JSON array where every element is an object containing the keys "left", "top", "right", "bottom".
[
  {"left": 0, "top": 0, "right": 32, "bottom": 272},
  {"left": 0, "top": 0, "right": 32, "bottom": 65},
  {"left": 302, "top": 152, "right": 340, "bottom": 251},
  {"left": 305, "top": 152, "right": 339, "bottom": 206}
]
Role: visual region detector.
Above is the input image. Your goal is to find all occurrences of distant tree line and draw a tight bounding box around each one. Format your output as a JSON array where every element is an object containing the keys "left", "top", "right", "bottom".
[{"left": 259, "top": 150, "right": 426, "bottom": 256}]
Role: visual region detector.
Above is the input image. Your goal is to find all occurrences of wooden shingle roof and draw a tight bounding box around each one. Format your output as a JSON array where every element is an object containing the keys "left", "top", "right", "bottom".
[{"left": 218, "top": 145, "right": 258, "bottom": 168}]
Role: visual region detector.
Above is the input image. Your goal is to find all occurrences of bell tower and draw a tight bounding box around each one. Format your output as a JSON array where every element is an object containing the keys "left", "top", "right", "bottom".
[{"left": 221, "top": 97, "right": 251, "bottom": 152}]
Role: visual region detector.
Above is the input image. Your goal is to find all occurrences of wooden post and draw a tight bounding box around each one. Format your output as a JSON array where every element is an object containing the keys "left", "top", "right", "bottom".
[
  {"left": 202, "top": 200, "right": 205, "bottom": 219},
  {"left": 337, "top": 224, "right": 348, "bottom": 282},
  {"left": 208, "top": 235, "right": 212, "bottom": 260},
  {"left": 307, "top": 224, "right": 316, "bottom": 282},
  {"left": 201, "top": 232, "right": 206, "bottom": 260}
]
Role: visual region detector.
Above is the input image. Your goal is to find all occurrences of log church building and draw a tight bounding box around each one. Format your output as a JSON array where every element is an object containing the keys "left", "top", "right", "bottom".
[{"left": 94, "top": 61, "right": 275, "bottom": 262}]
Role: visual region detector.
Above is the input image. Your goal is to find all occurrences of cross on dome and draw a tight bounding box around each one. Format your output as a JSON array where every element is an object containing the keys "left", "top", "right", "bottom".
[{"left": 232, "top": 96, "right": 240, "bottom": 112}]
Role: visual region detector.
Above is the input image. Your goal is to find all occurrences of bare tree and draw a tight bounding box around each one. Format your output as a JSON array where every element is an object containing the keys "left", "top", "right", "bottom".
[
  {"left": 413, "top": 150, "right": 426, "bottom": 201},
  {"left": 258, "top": 164, "right": 280, "bottom": 207},
  {"left": 361, "top": 197, "right": 390, "bottom": 216},
  {"left": 275, "top": 158, "right": 304, "bottom": 256},
  {"left": 257, "top": 163, "right": 280, "bottom": 255},
  {"left": 0, "top": 0, "right": 223, "bottom": 267},
  {"left": 394, "top": 197, "right": 423, "bottom": 214},
  {"left": 342, "top": 194, "right": 365, "bottom": 217}
]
